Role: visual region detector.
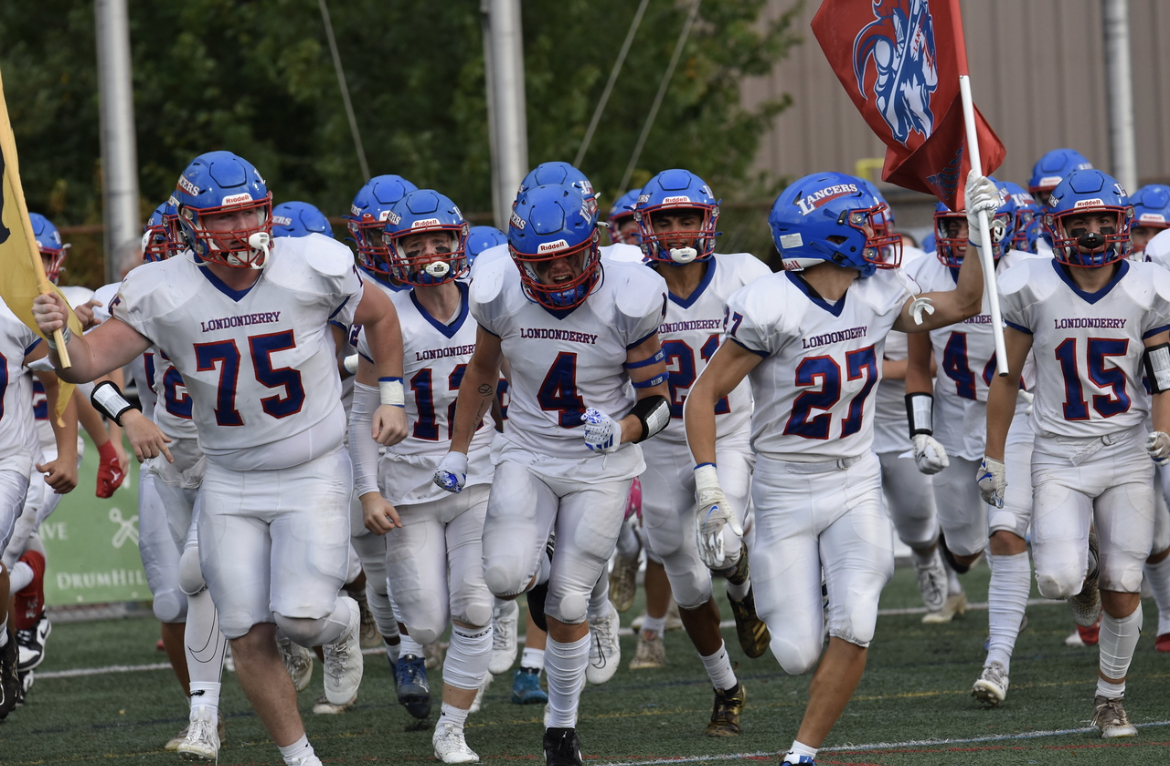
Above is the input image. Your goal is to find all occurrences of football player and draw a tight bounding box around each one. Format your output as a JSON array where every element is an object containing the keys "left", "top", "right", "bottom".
[
  {"left": 31, "top": 151, "right": 408, "bottom": 766},
  {"left": 982, "top": 169, "right": 1170, "bottom": 737},
  {"left": 606, "top": 189, "right": 641, "bottom": 246},
  {"left": 436, "top": 181, "right": 670, "bottom": 766},
  {"left": 1027, "top": 149, "right": 1093, "bottom": 256},
  {"left": 272, "top": 201, "right": 334, "bottom": 239},
  {"left": 904, "top": 182, "right": 1038, "bottom": 705},
  {"left": 685, "top": 172, "right": 994, "bottom": 766},
  {"left": 627, "top": 168, "right": 771, "bottom": 735},
  {"left": 1129, "top": 185, "right": 1170, "bottom": 259}
]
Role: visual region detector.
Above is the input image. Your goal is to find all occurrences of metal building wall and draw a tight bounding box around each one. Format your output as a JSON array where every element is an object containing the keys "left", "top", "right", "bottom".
[{"left": 745, "top": 0, "right": 1170, "bottom": 195}]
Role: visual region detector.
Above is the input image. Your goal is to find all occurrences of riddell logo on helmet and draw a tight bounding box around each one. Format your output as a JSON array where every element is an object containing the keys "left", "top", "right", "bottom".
[
  {"left": 509, "top": 211, "right": 526, "bottom": 230},
  {"left": 661, "top": 196, "right": 692, "bottom": 205},
  {"left": 1139, "top": 213, "right": 1168, "bottom": 224},
  {"left": 796, "top": 184, "right": 859, "bottom": 215},
  {"left": 178, "top": 176, "right": 200, "bottom": 196},
  {"left": 1073, "top": 198, "right": 1105, "bottom": 209},
  {"left": 221, "top": 193, "right": 252, "bottom": 206},
  {"left": 411, "top": 218, "right": 441, "bottom": 229},
  {"left": 538, "top": 239, "right": 569, "bottom": 253}
]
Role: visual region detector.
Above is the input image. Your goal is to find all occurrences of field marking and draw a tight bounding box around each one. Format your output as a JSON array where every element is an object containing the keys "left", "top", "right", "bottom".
[{"left": 593, "top": 721, "right": 1170, "bottom": 766}]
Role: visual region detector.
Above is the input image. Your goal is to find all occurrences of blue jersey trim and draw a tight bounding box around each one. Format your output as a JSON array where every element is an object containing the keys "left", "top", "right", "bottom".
[
  {"left": 1051, "top": 258, "right": 1128, "bottom": 305},
  {"left": 24, "top": 338, "right": 42, "bottom": 357},
  {"left": 785, "top": 271, "right": 846, "bottom": 317},
  {"left": 1004, "top": 320, "right": 1033, "bottom": 335},
  {"left": 1143, "top": 324, "right": 1170, "bottom": 340},
  {"left": 730, "top": 336, "right": 768, "bottom": 358},
  {"left": 198, "top": 263, "right": 257, "bottom": 302},
  {"left": 667, "top": 259, "right": 717, "bottom": 309},
  {"left": 410, "top": 281, "right": 470, "bottom": 340}
]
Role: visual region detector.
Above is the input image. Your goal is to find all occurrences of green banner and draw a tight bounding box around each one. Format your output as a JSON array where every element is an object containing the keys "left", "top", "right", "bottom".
[{"left": 42, "top": 436, "right": 148, "bottom": 605}]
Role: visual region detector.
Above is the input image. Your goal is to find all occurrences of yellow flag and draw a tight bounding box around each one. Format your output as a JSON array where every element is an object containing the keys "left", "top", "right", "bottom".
[{"left": 0, "top": 65, "right": 84, "bottom": 422}]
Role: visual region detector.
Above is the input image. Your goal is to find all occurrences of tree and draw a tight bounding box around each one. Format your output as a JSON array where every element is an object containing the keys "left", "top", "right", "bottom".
[{"left": 0, "top": 0, "right": 801, "bottom": 286}]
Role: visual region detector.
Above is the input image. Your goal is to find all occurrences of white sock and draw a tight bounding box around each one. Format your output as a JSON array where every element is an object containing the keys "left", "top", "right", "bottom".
[
  {"left": 400, "top": 632, "right": 424, "bottom": 658},
  {"left": 443, "top": 625, "right": 492, "bottom": 690},
  {"left": 910, "top": 546, "right": 936, "bottom": 569},
  {"left": 521, "top": 647, "right": 545, "bottom": 672},
  {"left": 545, "top": 634, "right": 589, "bottom": 728},
  {"left": 587, "top": 572, "right": 609, "bottom": 621},
  {"left": 985, "top": 552, "right": 1030, "bottom": 672},
  {"left": 640, "top": 614, "right": 667, "bottom": 636},
  {"left": 189, "top": 682, "right": 220, "bottom": 713},
  {"left": 278, "top": 734, "right": 314, "bottom": 765},
  {"left": 945, "top": 560, "right": 962, "bottom": 596},
  {"left": 9, "top": 561, "right": 34, "bottom": 593},
  {"left": 726, "top": 576, "right": 750, "bottom": 602},
  {"left": 700, "top": 641, "right": 738, "bottom": 691},
  {"left": 1144, "top": 554, "right": 1170, "bottom": 636},
  {"left": 784, "top": 740, "right": 818, "bottom": 762},
  {"left": 385, "top": 637, "right": 401, "bottom": 664},
  {"left": 1097, "top": 604, "right": 1142, "bottom": 699},
  {"left": 367, "top": 582, "right": 400, "bottom": 641},
  {"left": 438, "top": 701, "right": 470, "bottom": 730},
  {"left": 186, "top": 588, "right": 228, "bottom": 683}
]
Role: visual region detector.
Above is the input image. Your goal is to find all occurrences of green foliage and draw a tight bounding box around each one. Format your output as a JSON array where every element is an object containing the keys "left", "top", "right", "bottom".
[{"left": 1, "top": 0, "right": 800, "bottom": 286}]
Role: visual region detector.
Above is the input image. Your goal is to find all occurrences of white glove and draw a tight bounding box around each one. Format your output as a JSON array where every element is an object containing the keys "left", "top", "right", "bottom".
[
  {"left": 912, "top": 433, "right": 950, "bottom": 475},
  {"left": 1147, "top": 431, "right": 1170, "bottom": 466},
  {"left": 693, "top": 465, "right": 742, "bottom": 570},
  {"left": 976, "top": 457, "right": 1007, "bottom": 508},
  {"left": 965, "top": 171, "right": 1006, "bottom": 244},
  {"left": 582, "top": 408, "right": 622, "bottom": 453},
  {"left": 433, "top": 451, "right": 468, "bottom": 494}
]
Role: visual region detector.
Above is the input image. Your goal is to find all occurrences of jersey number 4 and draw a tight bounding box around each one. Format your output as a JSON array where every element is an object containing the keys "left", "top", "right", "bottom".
[
  {"left": 1054, "top": 337, "right": 1130, "bottom": 420},
  {"left": 784, "top": 346, "right": 878, "bottom": 440},
  {"left": 194, "top": 330, "right": 306, "bottom": 426}
]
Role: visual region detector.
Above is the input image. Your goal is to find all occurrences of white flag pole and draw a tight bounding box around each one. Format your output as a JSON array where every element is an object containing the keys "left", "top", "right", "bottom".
[{"left": 957, "top": 75, "right": 1009, "bottom": 377}]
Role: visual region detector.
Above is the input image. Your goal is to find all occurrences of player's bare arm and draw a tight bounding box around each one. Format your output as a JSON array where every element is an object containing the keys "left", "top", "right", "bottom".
[
  {"left": 904, "top": 332, "right": 933, "bottom": 395},
  {"left": 684, "top": 339, "right": 762, "bottom": 466},
  {"left": 31, "top": 292, "right": 151, "bottom": 382},
  {"left": 449, "top": 326, "right": 504, "bottom": 456},
  {"left": 352, "top": 281, "right": 408, "bottom": 446},
  {"left": 983, "top": 326, "right": 1033, "bottom": 461},
  {"left": 30, "top": 359, "right": 79, "bottom": 494},
  {"left": 350, "top": 352, "right": 403, "bottom": 535},
  {"left": 892, "top": 245, "right": 984, "bottom": 333},
  {"left": 616, "top": 333, "right": 670, "bottom": 444}
]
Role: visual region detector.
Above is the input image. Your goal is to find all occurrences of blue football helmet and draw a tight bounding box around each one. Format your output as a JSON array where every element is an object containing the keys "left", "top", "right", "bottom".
[
  {"left": 1000, "top": 181, "right": 1040, "bottom": 253},
  {"left": 465, "top": 225, "right": 507, "bottom": 265},
  {"left": 932, "top": 176, "right": 1015, "bottom": 267},
  {"left": 142, "top": 199, "right": 180, "bottom": 263},
  {"left": 509, "top": 183, "right": 601, "bottom": 310},
  {"left": 383, "top": 190, "right": 469, "bottom": 287},
  {"left": 607, "top": 189, "right": 641, "bottom": 246},
  {"left": 29, "top": 212, "right": 69, "bottom": 283},
  {"left": 172, "top": 151, "right": 272, "bottom": 269},
  {"left": 272, "top": 201, "right": 334, "bottom": 239},
  {"left": 1028, "top": 148, "right": 1093, "bottom": 198},
  {"left": 1043, "top": 169, "right": 1132, "bottom": 267},
  {"left": 1131, "top": 184, "right": 1170, "bottom": 231},
  {"left": 517, "top": 162, "right": 597, "bottom": 218},
  {"left": 347, "top": 175, "right": 418, "bottom": 274},
  {"left": 635, "top": 169, "right": 720, "bottom": 265},
  {"left": 769, "top": 172, "right": 900, "bottom": 278}
]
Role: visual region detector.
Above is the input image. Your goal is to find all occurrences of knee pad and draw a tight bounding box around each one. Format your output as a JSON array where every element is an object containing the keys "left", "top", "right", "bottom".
[
  {"left": 484, "top": 564, "right": 527, "bottom": 599},
  {"left": 1036, "top": 569, "right": 1081, "bottom": 600},
  {"left": 153, "top": 589, "right": 187, "bottom": 623},
  {"left": 273, "top": 612, "right": 330, "bottom": 648},
  {"left": 549, "top": 591, "right": 588, "bottom": 625},
  {"left": 770, "top": 632, "right": 821, "bottom": 676},
  {"left": 454, "top": 600, "right": 493, "bottom": 631},
  {"left": 178, "top": 546, "right": 206, "bottom": 596},
  {"left": 443, "top": 624, "right": 492, "bottom": 690}
]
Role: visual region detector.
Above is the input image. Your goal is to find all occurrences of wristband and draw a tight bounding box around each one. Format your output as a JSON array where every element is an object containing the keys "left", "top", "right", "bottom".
[
  {"left": 45, "top": 325, "right": 72, "bottom": 351},
  {"left": 693, "top": 464, "right": 720, "bottom": 495},
  {"left": 905, "top": 392, "right": 934, "bottom": 437},
  {"left": 91, "top": 380, "right": 138, "bottom": 426},
  {"left": 379, "top": 376, "right": 405, "bottom": 407}
]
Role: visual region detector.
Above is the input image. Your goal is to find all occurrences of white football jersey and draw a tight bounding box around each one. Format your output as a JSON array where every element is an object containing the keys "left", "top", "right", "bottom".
[
  {"left": 872, "top": 245, "right": 930, "bottom": 454},
  {"left": 0, "top": 300, "right": 40, "bottom": 472},
  {"left": 471, "top": 257, "right": 668, "bottom": 460},
  {"left": 125, "top": 351, "right": 159, "bottom": 421},
  {"left": 1145, "top": 228, "right": 1170, "bottom": 265},
  {"left": 111, "top": 234, "right": 362, "bottom": 469},
  {"left": 725, "top": 268, "right": 913, "bottom": 461},
  {"left": 356, "top": 281, "right": 495, "bottom": 504},
  {"left": 999, "top": 258, "right": 1170, "bottom": 438},
  {"left": 656, "top": 253, "right": 770, "bottom": 446}
]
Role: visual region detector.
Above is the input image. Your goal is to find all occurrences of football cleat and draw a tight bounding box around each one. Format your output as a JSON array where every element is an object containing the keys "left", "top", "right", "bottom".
[
  {"left": 914, "top": 552, "right": 948, "bottom": 613},
  {"left": 395, "top": 654, "right": 432, "bottom": 719},
  {"left": 322, "top": 598, "right": 363, "bottom": 707},
  {"left": 1093, "top": 695, "right": 1138, "bottom": 738},
  {"left": 543, "top": 726, "right": 584, "bottom": 766},
  {"left": 921, "top": 590, "right": 969, "bottom": 624},
  {"left": 511, "top": 667, "right": 548, "bottom": 704},
  {"left": 165, "top": 724, "right": 190, "bottom": 752},
  {"left": 433, "top": 722, "right": 479, "bottom": 764},
  {"left": 312, "top": 692, "right": 356, "bottom": 715},
  {"left": 608, "top": 554, "right": 639, "bottom": 613},
  {"left": 972, "top": 661, "right": 1009, "bottom": 707},
  {"left": 489, "top": 599, "right": 520, "bottom": 675},
  {"left": 277, "top": 633, "right": 314, "bottom": 692},
  {"left": 628, "top": 631, "right": 667, "bottom": 670},
  {"left": 177, "top": 705, "right": 221, "bottom": 761},
  {"left": 16, "top": 610, "right": 51, "bottom": 672},
  {"left": 705, "top": 682, "right": 746, "bottom": 737},
  {"left": 586, "top": 602, "right": 621, "bottom": 685},
  {"left": 350, "top": 586, "right": 382, "bottom": 649},
  {"left": 780, "top": 755, "right": 817, "bottom": 765},
  {"left": 728, "top": 586, "right": 771, "bottom": 659},
  {"left": 0, "top": 633, "right": 20, "bottom": 720},
  {"left": 1069, "top": 533, "right": 1102, "bottom": 627},
  {"left": 469, "top": 672, "right": 492, "bottom": 714}
]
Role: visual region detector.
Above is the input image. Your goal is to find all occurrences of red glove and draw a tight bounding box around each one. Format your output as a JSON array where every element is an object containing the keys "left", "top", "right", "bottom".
[
  {"left": 96, "top": 440, "right": 126, "bottom": 498},
  {"left": 624, "top": 477, "right": 643, "bottom": 522}
]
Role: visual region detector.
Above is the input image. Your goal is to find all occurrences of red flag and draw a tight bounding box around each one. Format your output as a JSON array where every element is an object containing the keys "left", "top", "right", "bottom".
[{"left": 811, "top": 0, "right": 1005, "bottom": 210}]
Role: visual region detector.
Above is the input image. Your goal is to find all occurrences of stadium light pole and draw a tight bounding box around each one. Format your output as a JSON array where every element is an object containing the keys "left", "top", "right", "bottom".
[
  {"left": 95, "top": 0, "right": 141, "bottom": 284},
  {"left": 483, "top": 0, "right": 529, "bottom": 230},
  {"left": 1102, "top": 0, "right": 1137, "bottom": 193}
]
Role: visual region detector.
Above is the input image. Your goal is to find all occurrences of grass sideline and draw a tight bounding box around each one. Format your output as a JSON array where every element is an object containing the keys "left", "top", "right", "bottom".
[{"left": 4, "top": 563, "right": 1170, "bottom": 765}]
